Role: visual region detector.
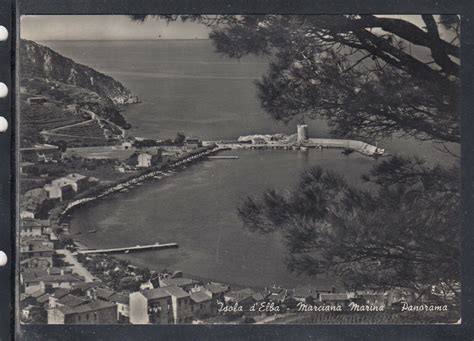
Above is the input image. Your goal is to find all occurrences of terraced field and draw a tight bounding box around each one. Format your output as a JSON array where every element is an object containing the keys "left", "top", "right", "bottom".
[
  {"left": 21, "top": 101, "right": 86, "bottom": 131},
  {"left": 41, "top": 119, "right": 111, "bottom": 146}
]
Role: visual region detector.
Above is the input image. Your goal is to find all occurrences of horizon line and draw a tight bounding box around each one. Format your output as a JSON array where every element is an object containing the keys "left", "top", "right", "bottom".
[{"left": 30, "top": 38, "right": 212, "bottom": 42}]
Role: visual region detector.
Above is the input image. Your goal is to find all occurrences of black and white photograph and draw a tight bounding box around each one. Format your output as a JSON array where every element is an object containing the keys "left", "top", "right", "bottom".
[{"left": 17, "top": 14, "right": 461, "bottom": 325}]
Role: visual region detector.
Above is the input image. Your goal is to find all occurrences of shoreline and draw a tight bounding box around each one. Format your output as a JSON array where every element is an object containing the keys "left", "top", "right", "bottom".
[{"left": 57, "top": 145, "right": 226, "bottom": 223}]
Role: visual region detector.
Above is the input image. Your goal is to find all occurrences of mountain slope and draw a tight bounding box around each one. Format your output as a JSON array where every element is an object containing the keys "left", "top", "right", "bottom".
[
  {"left": 20, "top": 39, "right": 138, "bottom": 105},
  {"left": 20, "top": 40, "right": 139, "bottom": 147}
]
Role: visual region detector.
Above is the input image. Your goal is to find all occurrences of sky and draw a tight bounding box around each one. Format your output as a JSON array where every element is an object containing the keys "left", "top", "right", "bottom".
[
  {"left": 20, "top": 15, "right": 213, "bottom": 40},
  {"left": 20, "top": 15, "right": 454, "bottom": 42}
]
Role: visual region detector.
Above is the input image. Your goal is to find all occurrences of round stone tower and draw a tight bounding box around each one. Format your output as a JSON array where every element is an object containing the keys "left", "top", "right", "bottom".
[{"left": 297, "top": 124, "right": 308, "bottom": 144}]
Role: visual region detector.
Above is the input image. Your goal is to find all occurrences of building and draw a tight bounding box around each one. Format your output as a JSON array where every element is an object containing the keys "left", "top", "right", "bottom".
[
  {"left": 184, "top": 137, "right": 202, "bottom": 151},
  {"left": 203, "top": 282, "right": 230, "bottom": 302},
  {"left": 292, "top": 285, "right": 334, "bottom": 303},
  {"left": 44, "top": 173, "right": 89, "bottom": 201},
  {"left": 136, "top": 151, "right": 162, "bottom": 168},
  {"left": 129, "top": 287, "right": 173, "bottom": 324},
  {"left": 137, "top": 153, "right": 152, "bottom": 168},
  {"left": 129, "top": 286, "right": 193, "bottom": 324},
  {"left": 266, "top": 286, "right": 289, "bottom": 304},
  {"left": 23, "top": 274, "right": 83, "bottom": 296},
  {"left": 319, "top": 293, "right": 351, "bottom": 308},
  {"left": 297, "top": 124, "right": 308, "bottom": 144},
  {"left": 51, "top": 173, "right": 89, "bottom": 193},
  {"left": 20, "top": 241, "right": 54, "bottom": 272},
  {"left": 158, "top": 277, "right": 199, "bottom": 292},
  {"left": 190, "top": 290, "right": 214, "bottom": 319},
  {"left": 47, "top": 300, "right": 117, "bottom": 324},
  {"left": 44, "top": 184, "right": 75, "bottom": 201},
  {"left": 21, "top": 188, "right": 57, "bottom": 219},
  {"left": 162, "top": 286, "right": 193, "bottom": 323},
  {"left": 109, "top": 293, "right": 130, "bottom": 323},
  {"left": 20, "top": 219, "right": 44, "bottom": 237},
  {"left": 224, "top": 288, "right": 257, "bottom": 309},
  {"left": 121, "top": 141, "right": 133, "bottom": 150}
]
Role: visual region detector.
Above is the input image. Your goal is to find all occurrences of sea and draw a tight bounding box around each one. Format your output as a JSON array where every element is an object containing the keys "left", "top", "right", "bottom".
[{"left": 39, "top": 40, "right": 459, "bottom": 289}]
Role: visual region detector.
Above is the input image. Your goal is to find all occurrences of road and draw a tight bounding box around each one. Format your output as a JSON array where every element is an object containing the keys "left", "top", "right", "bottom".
[{"left": 56, "top": 249, "right": 97, "bottom": 283}]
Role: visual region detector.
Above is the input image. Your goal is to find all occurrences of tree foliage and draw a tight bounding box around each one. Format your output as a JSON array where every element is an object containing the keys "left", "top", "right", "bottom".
[{"left": 131, "top": 15, "right": 461, "bottom": 299}]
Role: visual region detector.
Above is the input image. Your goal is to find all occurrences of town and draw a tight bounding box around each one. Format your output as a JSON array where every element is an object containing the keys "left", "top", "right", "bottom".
[{"left": 19, "top": 102, "right": 453, "bottom": 324}]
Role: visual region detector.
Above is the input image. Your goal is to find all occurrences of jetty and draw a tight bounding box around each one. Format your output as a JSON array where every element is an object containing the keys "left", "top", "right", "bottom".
[
  {"left": 207, "top": 155, "right": 239, "bottom": 159},
  {"left": 78, "top": 242, "right": 178, "bottom": 255}
]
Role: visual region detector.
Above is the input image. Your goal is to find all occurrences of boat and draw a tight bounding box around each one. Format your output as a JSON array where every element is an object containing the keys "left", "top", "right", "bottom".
[
  {"left": 342, "top": 148, "right": 354, "bottom": 155},
  {"left": 88, "top": 229, "right": 97, "bottom": 234}
]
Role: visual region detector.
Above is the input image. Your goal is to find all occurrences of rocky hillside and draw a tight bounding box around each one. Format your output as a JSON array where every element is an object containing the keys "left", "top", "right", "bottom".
[
  {"left": 20, "top": 40, "right": 139, "bottom": 147},
  {"left": 20, "top": 39, "right": 138, "bottom": 105}
]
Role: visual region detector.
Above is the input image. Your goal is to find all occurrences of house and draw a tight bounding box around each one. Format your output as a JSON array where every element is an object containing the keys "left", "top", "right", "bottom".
[
  {"left": 20, "top": 143, "right": 60, "bottom": 163},
  {"left": 224, "top": 288, "right": 257, "bottom": 309},
  {"left": 184, "top": 137, "right": 202, "bottom": 151},
  {"left": 51, "top": 173, "right": 89, "bottom": 193},
  {"left": 24, "top": 274, "right": 84, "bottom": 296},
  {"left": 44, "top": 173, "right": 89, "bottom": 201},
  {"left": 129, "top": 286, "right": 193, "bottom": 324},
  {"left": 20, "top": 241, "right": 54, "bottom": 271},
  {"left": 136, "top": 150, "right": 162, "bottom": 168},
  {"left": 47, "top": 300, "right": 117, "bottom": 324},
  {"left": 110, "top": 293, "right": 130, "bottom": 323},
  {"left": 162, "top": 286, "right": 193, "bottom": 323},
  {"left": 319, "top": 293, "right": 351, "bottom": 308},
  {"left": 292, "top": 285, "right": 334, "bottom": 303},
  {"left": 21, "top": 304, "right": 43, "bottom": 322},
  {"left": 266, "top": 286, "right": 289, "bottom": 304},
  {"left": 137, "top": 153, "right": 152, "bottom": 168},
  {"left": 21, "top": 188, "right": 57, "bottom": 218},
  {"left": 190, "top": 290, "right": 214, "bottom": 319},
  {"left": 20, "top": 219, "right": 44, "bottom": 237},
  {"left": 44, "top": 184, "right": 75, "bottom": 201},
  {"left": 121, "top": 141, "right": 133, "bottom": 150},
  {"left": 159, "top": 277, "right": 199, "bottom": 292},
  {"left": 129, "top": 287, "right": 173, "bottom": 324},
  {"left": 203, "top": 282, "right": 230, "bottom": 302},
  {"left": 20, "top": 210, "right": 35, "bottom": 219},
  {"left": 54, "top": 294, "right": 89, "bottom": 310}
]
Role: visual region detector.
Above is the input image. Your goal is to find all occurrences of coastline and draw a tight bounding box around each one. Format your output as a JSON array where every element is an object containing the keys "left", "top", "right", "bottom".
[{"left": 57, "top": 145, "right": 226, "bottom": 223}]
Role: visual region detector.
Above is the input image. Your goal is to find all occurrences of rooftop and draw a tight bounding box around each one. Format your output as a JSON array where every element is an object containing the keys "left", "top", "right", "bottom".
[
  {"left": 21, "top": 268, "right": 48, "bottom": 283},
  {"left": 56, "top": 294, "right": 88, "bottom": 308},
  {"left": 109, "top": 293, "right": 129, "bottom": 305},
  {"left": 161, "top": 277, "right": 198, "bottom": 288},
  {"left": 204, "top": 283, "right": 230, "bottom": 295},
  {"left": 95, "top": 287, "right": 115, "bottom": 300},
  {"left": 163, "top": 286, "right": 189, "bottom": 299},
  {"left": 225, "top": 288, "right": 256, "bottom": 302},
  {"left": 29, "top": 274, "right": 83, "bottom": 284},
  {"left": 141, "top": 287, "right": 171, "bottom": 300},
  {"left": 319, "top": 293, "right": 349, "bottom": 301},
  {"left": 190, "top": 290, "right": 212, "bottom": 303},
  {"left": 51, "top": 288, "right": 71, "bottom": 299},
  {"left": 59, "top": 300, "right": 116, "bottom": 315},
  {"left": 64, "top": 173, "right": 87, "bottom": 181}
]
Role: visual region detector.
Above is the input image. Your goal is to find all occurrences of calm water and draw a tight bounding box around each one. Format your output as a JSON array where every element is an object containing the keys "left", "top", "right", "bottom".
[{"left": 40, "top": 40, "right": 459, "bottom": 288}]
